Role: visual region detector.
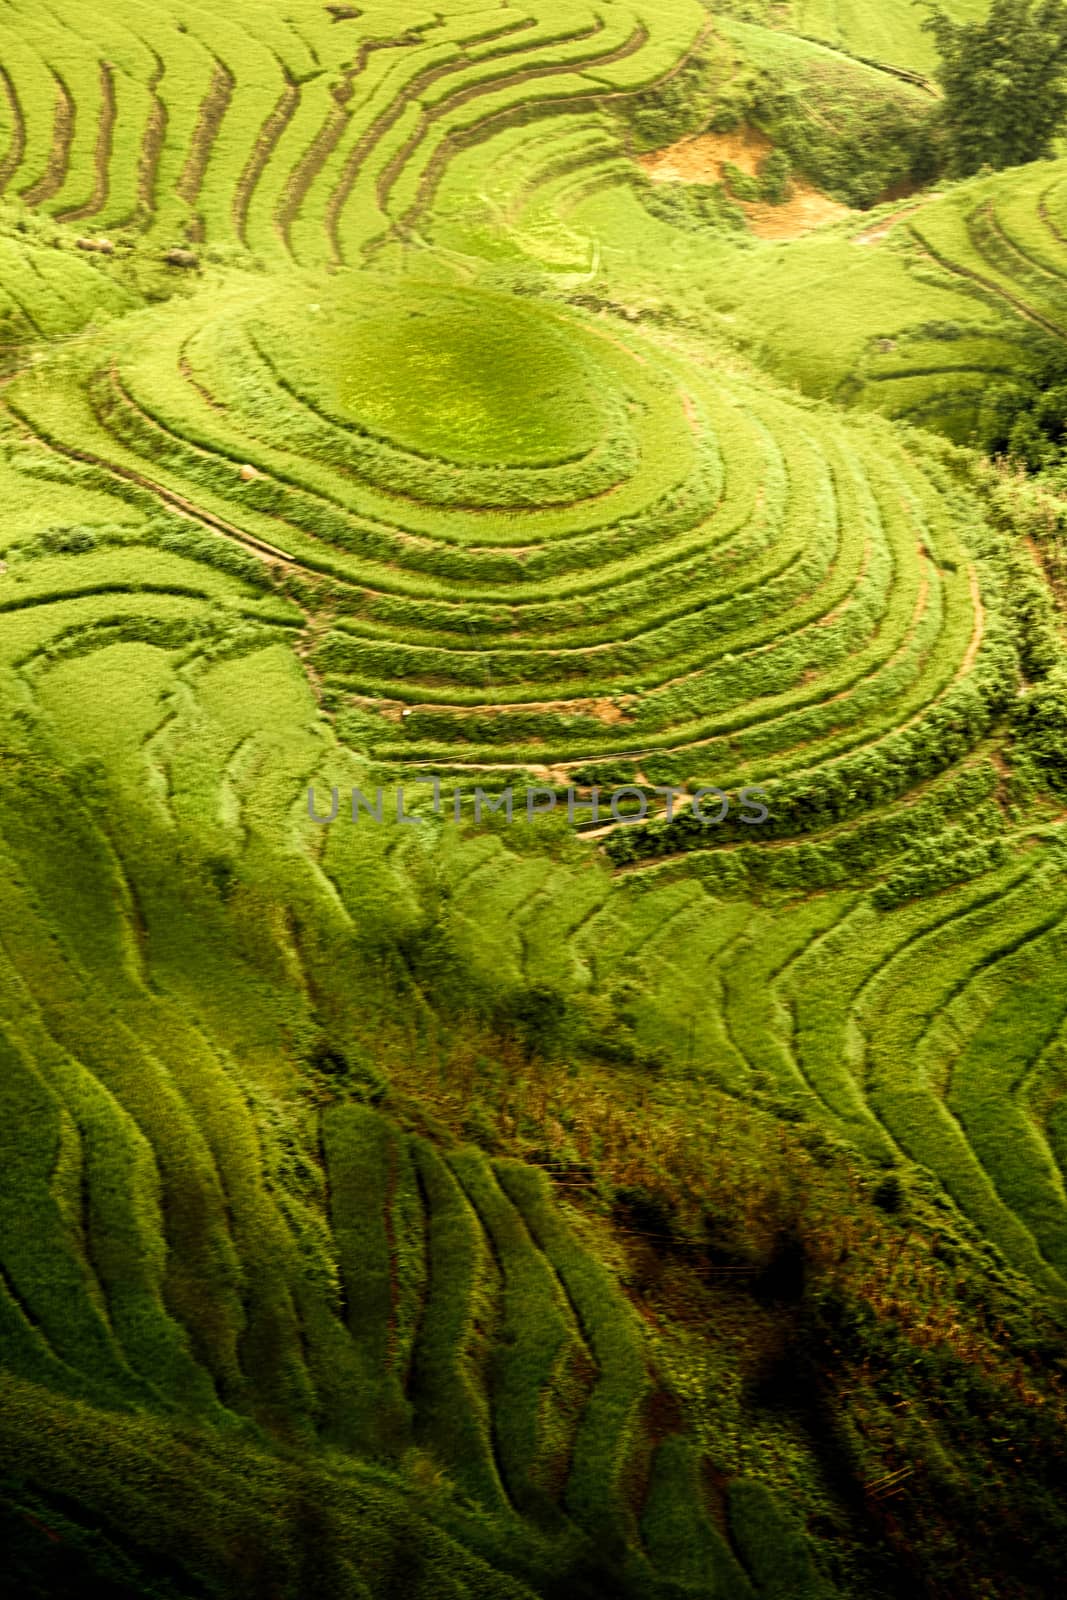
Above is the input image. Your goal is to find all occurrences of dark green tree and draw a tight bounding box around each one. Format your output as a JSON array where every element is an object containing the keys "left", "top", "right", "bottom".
[{"left": 921, "top": 0, "right": 1067, "bottom": 174}]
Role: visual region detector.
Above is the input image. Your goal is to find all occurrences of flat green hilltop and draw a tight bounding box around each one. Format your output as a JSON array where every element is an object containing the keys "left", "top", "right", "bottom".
[{"left": 2, "top": 3, "right": 1067, "bottom": 1598}]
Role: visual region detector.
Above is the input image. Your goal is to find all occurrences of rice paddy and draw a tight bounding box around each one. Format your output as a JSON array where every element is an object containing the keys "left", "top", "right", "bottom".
[{"left": 3, "top": 2, "right": 1067, "bottom": 1597}]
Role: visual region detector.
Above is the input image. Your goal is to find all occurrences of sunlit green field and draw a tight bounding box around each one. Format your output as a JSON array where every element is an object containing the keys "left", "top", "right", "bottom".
[{"left": 2, "top": 3, "right": 1067, "bottom": 1598}]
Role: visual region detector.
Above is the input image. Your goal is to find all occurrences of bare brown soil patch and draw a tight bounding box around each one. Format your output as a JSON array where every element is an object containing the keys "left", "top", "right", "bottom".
[
  {"left": 366, "top": 694, "right": 637, "bottom": 726},
  {"left": 638, "top": 123, "right": 772, "bottom": 183},
  {"left": 588, "top": 696, "right": 636, "bottom": 724},
  {"left": 743, "top": 188, "right": 852, "bottom": 241},
  {"left": 637, "top": 126, "right": 852, "bottom": 240},
  {"left": 854, "top": 204, "right": 921, "bottom": 246}
]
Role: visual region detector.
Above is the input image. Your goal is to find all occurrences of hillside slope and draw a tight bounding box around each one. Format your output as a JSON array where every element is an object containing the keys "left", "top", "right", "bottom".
[{"left": 3, "top": 4, "right": 1067, "bottom": 1599}]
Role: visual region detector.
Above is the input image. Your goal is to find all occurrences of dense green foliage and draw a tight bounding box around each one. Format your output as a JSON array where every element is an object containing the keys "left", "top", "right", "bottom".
[
  {"left": 2, "top": 2, "right": 1067, "bottom": 1598},
  {"left": 740, "top": 34, "right": 939, "bottom": 206},
  {"left": 923, "top": 0, "right": 1067, "bottom": 174}
]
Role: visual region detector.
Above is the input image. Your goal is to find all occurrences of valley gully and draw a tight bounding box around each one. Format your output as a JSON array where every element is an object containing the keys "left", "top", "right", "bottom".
[{"left": 308, "top": 781, "right": 771, "bottom": 827}]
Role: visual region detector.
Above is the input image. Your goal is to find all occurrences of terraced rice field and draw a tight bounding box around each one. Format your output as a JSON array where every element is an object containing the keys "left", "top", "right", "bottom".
[
  {"left": 552, "top": 148, "right": 1067, "bottom": 442},
  {"left": 3, "top": 3, "right": 1067, "bottom": 1598},
  {"left": 0, "top": 0, "right": 709, "bottom": 264},
  {"left": 2, "top": 259, "right": 1010, "bottom": 843}
]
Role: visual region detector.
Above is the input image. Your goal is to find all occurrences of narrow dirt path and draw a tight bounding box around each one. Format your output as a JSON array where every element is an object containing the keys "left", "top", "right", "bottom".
[
  {"left": 176, "top": 61, "right": 235, "bottom": 238},
  {"left": 58, "top": 62, "right": 115, "bottom": 223},
  {"left": 233, "top": 77, "right": 298, "bottom": 245},
  {"left": 20, "top": 69, "right": 74, "bottom": 207},
  {"left": 0, "top": 64, "right": 26, "bottom": 192},
  {"left": 959, "top": 562, "right": 985, "bottom": 677},
  {"left": 136, "top": 53, "right": 167, "bottom": 222},
  {"left": 276, "top": 98, "right": 349, "bottom": 257},
  {"left": 908, "top": 222, "right": 1067, "bottom": 340}
]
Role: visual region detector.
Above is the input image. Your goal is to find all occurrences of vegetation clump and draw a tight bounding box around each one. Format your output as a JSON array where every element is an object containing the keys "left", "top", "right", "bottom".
[
  {"left": 923, "top": 0, "right": 1067, "bottom": 175},
  {"left": 1, "top": 0, "right": 1067, "bottom": 1596}
]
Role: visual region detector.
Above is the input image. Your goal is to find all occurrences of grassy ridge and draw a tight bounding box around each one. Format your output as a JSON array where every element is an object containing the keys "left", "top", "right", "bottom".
[{"left": 3, "top": 1, "right": 1067, "bottom": 1596}]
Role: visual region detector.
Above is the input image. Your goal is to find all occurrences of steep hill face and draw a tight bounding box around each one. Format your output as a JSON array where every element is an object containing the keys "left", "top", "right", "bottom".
[{"left": 2, "top": 4, "right": 1067, "bottom": 1599}]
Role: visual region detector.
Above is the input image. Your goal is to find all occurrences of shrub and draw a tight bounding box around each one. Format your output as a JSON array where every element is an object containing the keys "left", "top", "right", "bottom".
[
  {"left": 758, "top": 148, "right": 793, "bottom": 204},
  {"left": 722, "top": 160, "right": 761, "bottom": 202},
  {"left": 616, "top": 47, "right": 720, "bottom": 153},
  {"left": 1012, "top": 669, "right": 1067, "bottom": 795},
  {"left": 748, "top": 64, "right": 940, "bottom": 207}
]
